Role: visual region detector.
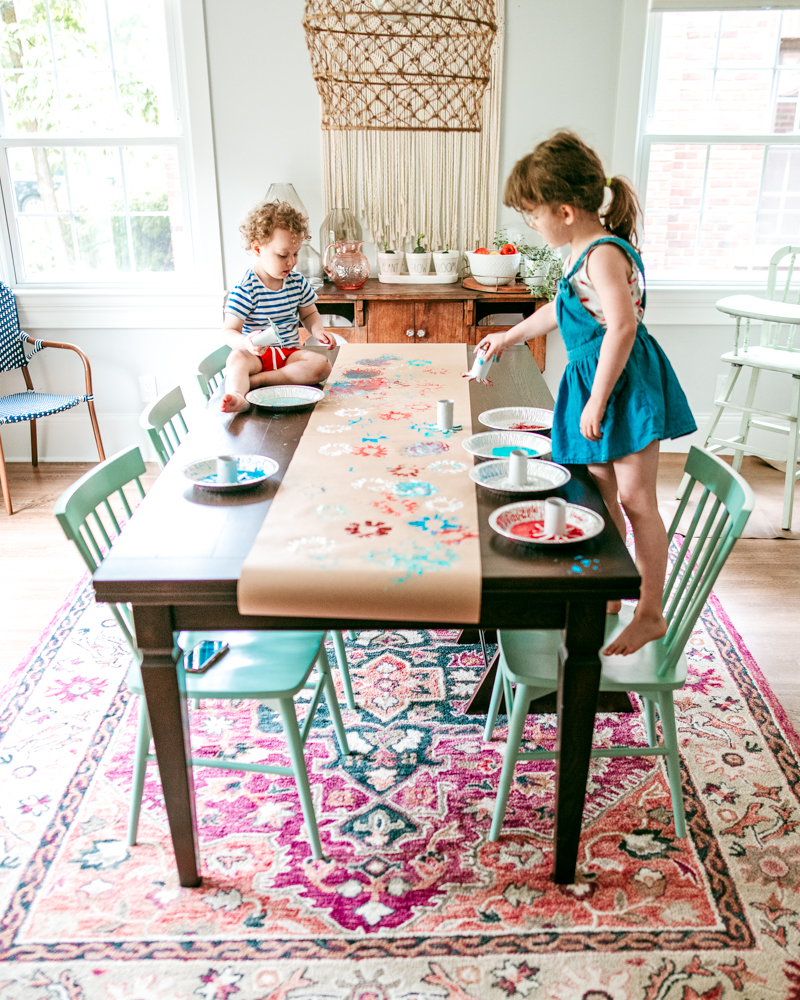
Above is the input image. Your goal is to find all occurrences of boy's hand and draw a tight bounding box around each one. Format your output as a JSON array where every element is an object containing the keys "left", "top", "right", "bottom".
[
  {"left": 315, "top": 329, "right": 337, "bottom": 350},
  {"left": 245, "top": 333, "right": 268, "bottom": 357},
  {"left": 580, "top": 397, "right": 606, "bottom": 441}
]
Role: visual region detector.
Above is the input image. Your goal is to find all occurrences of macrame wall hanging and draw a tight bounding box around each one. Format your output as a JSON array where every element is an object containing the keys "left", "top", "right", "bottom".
[{"left": 303, "top": 0, "right": 505, "bottom": 252}]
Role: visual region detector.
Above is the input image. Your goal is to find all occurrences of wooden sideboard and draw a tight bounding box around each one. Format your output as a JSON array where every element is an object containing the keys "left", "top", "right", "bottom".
[{"left": 315, "top": 279, "right": 548, "bottom": 371}]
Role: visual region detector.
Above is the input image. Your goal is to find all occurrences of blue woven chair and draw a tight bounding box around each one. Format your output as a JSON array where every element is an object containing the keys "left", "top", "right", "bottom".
[{"left": 0, "top": 281, "right": 104, "bottom": 514}]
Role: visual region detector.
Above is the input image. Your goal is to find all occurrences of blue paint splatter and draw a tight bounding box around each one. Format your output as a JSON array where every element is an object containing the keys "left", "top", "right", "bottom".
[
  {"left": 395, "top": 481, "right": 437, "bottom": 498},
  {"left": 364, "top": 542, "right": 459, "bottom": 583}
]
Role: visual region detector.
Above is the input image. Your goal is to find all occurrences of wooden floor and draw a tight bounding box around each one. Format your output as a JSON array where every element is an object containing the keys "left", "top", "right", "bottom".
[{"left": 1, "top": 456, "right": 798, "bottom": 733}]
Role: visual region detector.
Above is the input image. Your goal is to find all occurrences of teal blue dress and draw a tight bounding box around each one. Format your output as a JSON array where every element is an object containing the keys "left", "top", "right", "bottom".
[{"left": 551, "top": 236, "right": 696, "bottom": 465}]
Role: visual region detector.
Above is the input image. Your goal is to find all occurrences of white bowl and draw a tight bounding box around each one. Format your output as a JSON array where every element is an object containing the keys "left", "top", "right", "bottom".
[
  {"left": 469, "top": 459, "right": 570, "bottom": 494},
  {"left": 466, "top": 251, "right": 520, "bottom": 286},
  {"left": 489, "top": 500, "right": 605, "bottom": 545},
  {"left": 462, "top": 430, "right": 551, "bottom": 460}
]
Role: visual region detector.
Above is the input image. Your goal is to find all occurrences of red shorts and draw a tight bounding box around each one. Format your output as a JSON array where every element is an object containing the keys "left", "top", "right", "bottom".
[{"left": 259, "top": 345, "right": 300, "bottom": 372}]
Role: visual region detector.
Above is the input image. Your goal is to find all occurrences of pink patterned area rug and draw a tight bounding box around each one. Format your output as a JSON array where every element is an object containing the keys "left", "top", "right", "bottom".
[{"left": 1, "top": 583, "right": 800, "bottom": 999}]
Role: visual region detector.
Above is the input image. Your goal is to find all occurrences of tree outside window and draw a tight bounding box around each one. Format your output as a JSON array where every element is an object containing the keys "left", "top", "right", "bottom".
[{"left": 0, "top": 0, "right": 189, "bottom": 282}]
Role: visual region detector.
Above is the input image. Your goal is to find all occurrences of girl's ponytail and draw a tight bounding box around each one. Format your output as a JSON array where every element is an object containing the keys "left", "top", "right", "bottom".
[{"left": 603, "top": 176, "right": 641, "bottom": 249}]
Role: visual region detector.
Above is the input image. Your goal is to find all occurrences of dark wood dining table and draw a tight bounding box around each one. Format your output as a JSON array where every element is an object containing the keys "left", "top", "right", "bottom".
[{"left": 93, "top": 343, "right": 640, "bottom": 888}]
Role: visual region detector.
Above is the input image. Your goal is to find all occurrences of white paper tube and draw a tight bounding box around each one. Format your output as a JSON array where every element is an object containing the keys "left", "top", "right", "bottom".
[
  {"left": 437, "top": 399, "right": 454, "bottom": 431},
  {"left": 508, "top": 449, "right": 528, "bottom": 487},
  {"left": 468, "top": 346, "right": 495, "bottom": 383},
  {"left": 544, "top": 496, "right": 567, "bottom": 538},
  {"left": 216, "top": 455, "right": 239, "bottom": 484},
  {"left": 250, "top": 319, "right": 281, "bottom": 347}
]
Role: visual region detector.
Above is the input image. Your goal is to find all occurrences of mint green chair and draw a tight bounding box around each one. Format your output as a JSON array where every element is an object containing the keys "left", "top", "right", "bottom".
[
  {"left": 196, "top": 345, "right": 231, "bottom": 401},
  {"left": 54, "top": 446, "right": 351, "bottom": 859},
  {"left": 139, "top": 385, "right": 358, "bottom": 707},
  {"left": 139, "top": 385, "right": 189, "bottom": 469},
  {"left": 485, "top": 447, "right": 754, "bottom": 842}
]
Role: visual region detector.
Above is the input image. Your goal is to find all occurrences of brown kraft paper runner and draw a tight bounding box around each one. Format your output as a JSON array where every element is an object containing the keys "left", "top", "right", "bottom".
[{"left": 238, "top": 343, "right": 482, "bottom": 623}]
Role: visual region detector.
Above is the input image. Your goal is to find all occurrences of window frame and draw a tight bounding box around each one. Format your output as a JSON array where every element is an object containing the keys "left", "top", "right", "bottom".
[
  {"left": 0, "top": 0, "right": 223, "bottom": 295},
  {"left": 635, "top": 8, "right": 800, "bottom": 288}
]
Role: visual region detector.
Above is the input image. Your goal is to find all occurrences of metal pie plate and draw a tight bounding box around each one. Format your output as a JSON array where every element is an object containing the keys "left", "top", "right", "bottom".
[
  {"left": 182, "top": 455, "right": 279, "bottom": 490},
  {"left": 470, "top": 459, "right": 571, "bottom": 494},
  {"left": 462, "top": 430, "right": 552, "bottom": 460},
  {"left": 246, "top": 385, "right": 325, "bottom": 411},
  {"left": 489, "top": 499, "right": 605, "bottom": 545},
  {"left": 478, "top": 406, "right": 554, "bottom": 432}
]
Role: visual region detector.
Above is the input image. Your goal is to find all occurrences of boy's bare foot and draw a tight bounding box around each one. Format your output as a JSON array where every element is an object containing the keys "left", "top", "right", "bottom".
[
  {"left": 221, "top": 392, "right": 250, "bottom": 414},
  {"left": 603, "top": 610, "right": 667, "bottom": 656},
  {"left": 607, "top": 600, "right": 622, "bottom": 615}
]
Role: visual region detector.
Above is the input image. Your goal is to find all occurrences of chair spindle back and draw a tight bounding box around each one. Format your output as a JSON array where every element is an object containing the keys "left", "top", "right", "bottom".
[
  {"left": 658, "top": 446, "right": 754, "bottom": 677},
  {"left": 53, "top": 446, "right": 148, "bottom": 655},
  {"left": 764, "top": 245, "right": 800, "bottom": 351},
  {"left": 139, "top": 385, "right": 189, "bottom": 469},
  {"left": 196, "top": 345, "right": 231, "bottom": 401}
]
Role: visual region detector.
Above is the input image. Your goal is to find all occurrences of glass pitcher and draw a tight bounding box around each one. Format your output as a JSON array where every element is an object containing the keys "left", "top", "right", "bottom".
[
  {"left": 319, "top": 207, "right": 362, "bottom": 258},
  {"left": 323, "top": 239, "right": 370, "bottom": 291}
]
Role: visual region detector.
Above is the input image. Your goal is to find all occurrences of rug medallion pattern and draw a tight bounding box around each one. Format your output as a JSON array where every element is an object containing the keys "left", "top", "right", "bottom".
[{"left": 0, "top": 581, "right": 799, "bottom": 998}]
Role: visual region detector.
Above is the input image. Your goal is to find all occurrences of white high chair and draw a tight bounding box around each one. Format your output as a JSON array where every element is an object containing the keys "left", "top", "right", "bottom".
[{"left": 693, "top": 245, "right": 800, "bottom": 530}]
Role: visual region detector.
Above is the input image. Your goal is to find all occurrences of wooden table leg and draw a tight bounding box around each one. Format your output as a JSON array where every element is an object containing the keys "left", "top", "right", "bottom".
[
  {"left": 553, "top": 599, "right": 606, "bottom": 885},
  {"left": 132, "top": 604, "right": 201, "bottom": 888}
]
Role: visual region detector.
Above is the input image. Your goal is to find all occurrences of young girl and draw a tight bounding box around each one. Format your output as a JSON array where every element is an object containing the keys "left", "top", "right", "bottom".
[{"left": 477, "top": 131, "right": 696, "bottom": 656}]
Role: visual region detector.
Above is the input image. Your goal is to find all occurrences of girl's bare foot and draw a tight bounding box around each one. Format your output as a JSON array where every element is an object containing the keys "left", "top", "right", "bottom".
[
  {"left": 221, "top": 392, "right": 250, "bottom": 414},
  {"left": 603, "top": 610, "right": 667, "bottom": 656},
  {"left": 607, "top": 600, "right": 622, "bottom": 615}
]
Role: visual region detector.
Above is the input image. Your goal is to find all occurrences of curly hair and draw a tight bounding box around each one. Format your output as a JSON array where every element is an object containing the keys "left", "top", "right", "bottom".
[
  {"left": 504, "top": 130, "right": 641, "bottom": 248},
  {"left": 239, "top": 199, "right": 310, "bottom": 249}
]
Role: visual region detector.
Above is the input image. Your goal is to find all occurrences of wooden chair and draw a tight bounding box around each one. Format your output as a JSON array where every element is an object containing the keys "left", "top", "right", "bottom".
[
  {"left": 0, "top": 281, "right": 104, "bottom": 514},
  {"left": 54, "top": 445, "right": 351, "bottom": 858},
  {"left": 696, "top": 245, "right": 800, "bottom": 529},
  {"left": 196, "top": 345, "right": 231, "bottom": 401},
  {"left": 485, "top": 447, "right": 754, "bottom": 842}
]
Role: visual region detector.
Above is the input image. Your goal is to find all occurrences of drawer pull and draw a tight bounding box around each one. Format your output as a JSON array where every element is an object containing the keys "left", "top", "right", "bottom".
[
  {"left": 406, "top": 328, "right": 414, "bottom": 337},
  {"left": 416, "top": 329, "right": 426, "bottom": 338}
]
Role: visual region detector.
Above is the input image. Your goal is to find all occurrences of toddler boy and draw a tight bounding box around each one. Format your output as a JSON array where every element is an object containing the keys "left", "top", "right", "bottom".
[{"left": 220, "top": 200, "right": 335, "bottom": 413}]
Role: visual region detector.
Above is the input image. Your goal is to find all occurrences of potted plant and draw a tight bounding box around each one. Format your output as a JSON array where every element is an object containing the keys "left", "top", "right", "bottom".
[
  {"left": 405, "top": 234, "right": 431, "bottom": 276},
  {"left": 493, "top": 229, "right": 562, "bottom": 300},
  {"left": 432, "top": 243, "right": 460, "bottom": 276},
  {"left": 377, "top": 240, "right": 404, "bottom": 275}
]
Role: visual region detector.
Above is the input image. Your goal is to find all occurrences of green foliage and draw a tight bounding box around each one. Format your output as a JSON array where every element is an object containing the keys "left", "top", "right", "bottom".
[
  {"left": 111, "top": 194, "right": 174, "bottom": 272},
  {"left": 412, "top": 233, "right": 427, "bottom": 253},
  {"left": 381, "top": 241, "right": 395, "bottom": 253},
  {"left": 493, "top": 228, "right": 562, "bottom": 300}
]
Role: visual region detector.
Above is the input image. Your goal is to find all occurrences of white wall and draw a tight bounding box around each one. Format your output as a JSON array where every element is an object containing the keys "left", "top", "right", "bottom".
[{"left": 3, "top": 0, "right": 784, "bottom": 462}]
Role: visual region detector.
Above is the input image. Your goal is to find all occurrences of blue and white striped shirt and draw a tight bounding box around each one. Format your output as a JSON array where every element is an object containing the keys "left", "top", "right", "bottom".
[{"left": 225, "top": 269, "right": 317, "bottom": 348}]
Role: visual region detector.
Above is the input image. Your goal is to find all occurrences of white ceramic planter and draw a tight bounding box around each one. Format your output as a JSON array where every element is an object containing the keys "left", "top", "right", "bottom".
[
  {"left": 405, "top": 251, "right": 431, "bottom": 276},
  {"left": 466, "top": 251, "right": 521, "bottom": 286},
  {"left": 432, "top": 250, "right": 461, "bottom": 276},
  {"left": 378, "top": 252, "right": 404, "bottom": 275}
]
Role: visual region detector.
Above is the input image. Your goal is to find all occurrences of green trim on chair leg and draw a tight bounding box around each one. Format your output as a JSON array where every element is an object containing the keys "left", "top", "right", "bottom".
[
  {"left": 277, "top": 697, "right": 324, "bottom": 860},
  {"left": 657, "top": 690, "right": 687, "bottom": 839},
  {"left": 330, "top": 630, "right": 356, "bottom": 710},
  {"left": 318, "top": 648, "right": 351, "bottom": 756},
  {"left": 127, "top": 698, "right": 152, "bottom": 847},
  {"left": 490, "top": 682, "right": 535, "bottom": 841}
]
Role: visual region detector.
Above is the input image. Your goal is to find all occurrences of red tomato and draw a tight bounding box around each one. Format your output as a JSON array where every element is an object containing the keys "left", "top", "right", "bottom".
[
  {"left": 500, "top": 243, "right": 518, "bottom": 255},
  {"left": 473, "top": 247, "right": 489, "bottom": 254}
]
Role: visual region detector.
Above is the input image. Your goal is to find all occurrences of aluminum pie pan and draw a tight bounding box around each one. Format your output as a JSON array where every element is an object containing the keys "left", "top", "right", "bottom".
[
  {"left": 469, "top": 459, "right": 570, "bottom": 494},
  {"left": 462, "top": 430, "right": 552, "bottom": 460},
  {"left": 246, "top": 385, "right": 325, "bottom": 411},
  {"left": 182, "top": 455, "right": 279, "bottom": 490},
  {"left": 489, "top": 499, "right": 605, "bottom": 545},
  {"left": 478, "top": 406, "right": 554, "bottom": 433}
]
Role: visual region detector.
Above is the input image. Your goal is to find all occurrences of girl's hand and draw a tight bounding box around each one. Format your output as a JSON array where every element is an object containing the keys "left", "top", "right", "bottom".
[
  {"left": 475, "top": 331, "right": 513, "bottom": 362},
  {"left": 580, "top": 397, "right": 606, "bottom": 441},
  {"left": 314, "top": 328, "right": 337, "bottom": 350}
]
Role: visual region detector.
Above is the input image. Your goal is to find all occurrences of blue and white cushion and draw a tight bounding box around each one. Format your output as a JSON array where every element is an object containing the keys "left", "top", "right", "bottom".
[{"left": 0, "top": 390, "right": 90, "bottom": 425}]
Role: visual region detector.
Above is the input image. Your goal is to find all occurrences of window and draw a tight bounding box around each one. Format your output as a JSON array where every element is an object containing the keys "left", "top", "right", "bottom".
[
  {"left": 639, "top": 8, "right": 800, "bottom": 283},
  {"left": 0, "top": 0, "right": 191, "bottom": 284}
]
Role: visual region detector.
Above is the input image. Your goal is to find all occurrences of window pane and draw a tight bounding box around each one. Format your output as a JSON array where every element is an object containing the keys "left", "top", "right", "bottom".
[
  {"left": 7, "top": 145, "right": 187, "bottom": 281},
  {"left": 0, "top": 0, "right": 177, "bottom": 136}
]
